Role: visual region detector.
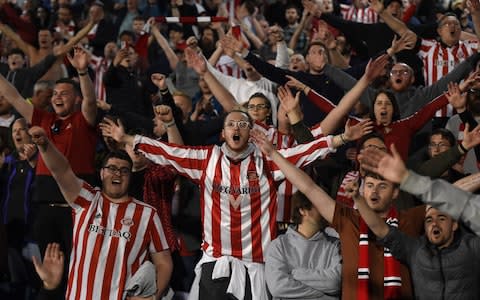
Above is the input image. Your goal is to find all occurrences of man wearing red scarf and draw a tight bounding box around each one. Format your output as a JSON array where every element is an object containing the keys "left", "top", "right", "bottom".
[{"left": 253, "top": 133, "right": 426, "bottom": 300}]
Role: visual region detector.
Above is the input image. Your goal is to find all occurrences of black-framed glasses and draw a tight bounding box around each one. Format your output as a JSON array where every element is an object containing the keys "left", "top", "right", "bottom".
[
  {"left": 50, "top": 120, "right": 62, "bottom": 135},
  {"left": 103, "top": 165, "right": 131, "bottom": 176}
]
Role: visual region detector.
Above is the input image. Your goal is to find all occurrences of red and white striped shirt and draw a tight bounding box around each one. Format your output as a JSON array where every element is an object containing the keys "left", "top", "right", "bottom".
[
  {"left": 90, "top": 55, "right": 111, "bottom": 101},
  {"left": 419, "top": 39, "right": 478, "bottom": 117},
  {"left": 133, "top": 134, "right": 334, "bottom": 262},
  {"left": 66, "top": 182, "right": 169, "bottom": 300},
  {"left": 215, "top": 55, "right": 243, "bottom": 79},
  {"left": 340, "top": 5, "right": 379, "bottom": 24}
]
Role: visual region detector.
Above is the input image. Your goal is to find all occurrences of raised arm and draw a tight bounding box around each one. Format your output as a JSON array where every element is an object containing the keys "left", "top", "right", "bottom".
[
  {"left": 314, "top": 20, "right": 350, "bottom": 69},
  {"left": 149, "top": 18, "right": 179, "bottom": 70},
  {"left": 54, "top": 20, "right": 97, "bottom": 57},
  {"left": 29, "top": 126, "right": 82, "bottom": 205},
  {"left": 347, "top": 181, "right": 390, "bottom": 238},
  {"left": 251, "top": 130, "right": 336, "bottom": 223},
  {"left": 154, "top": 105, "right": 184, "bottom": 145},
  {"left": 319, "top": 54, "right": 389, "bottom": 135},
  {"left": 0, "top": 22, "right": 34, "bottom": 57},
  {"left": 359, "top": 143, "right": 480, "bottom": 235},
  {"left": 0, "top": 74, "right": 33, "bottom": 122},
  {"left": 468, "top": 0, "right": 480, "bottom": 40},
  {"left": 239, "top": 19, "right": 264, "bottom": 50},
  {"left": 288, "top": 9, "right": 312, "bottom": 51},
  {"left": 32, "top": 243, "right": 64, "bottom": 293},
  {"left": 371, "top": 0, "right": 417, "bottom": 41},
  {"left": 220, "top": 34, "right": 293, "bottom": 85},
  {"left": 68, "top": 47, "right": 97, "bottom": 126},
  {"left": 185, "top": 47, "right": 237, "bottom": 112}
]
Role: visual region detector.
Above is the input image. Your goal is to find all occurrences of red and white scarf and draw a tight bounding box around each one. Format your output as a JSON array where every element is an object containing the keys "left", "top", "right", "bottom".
[
  {"left": 357, "top": 208, "right": 402, "bottom": 299},
  {"left": 336, "top": 170, "right": 360, "bottom": 207}
]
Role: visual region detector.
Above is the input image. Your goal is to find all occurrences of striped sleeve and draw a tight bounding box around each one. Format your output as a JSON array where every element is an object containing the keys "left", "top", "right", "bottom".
[
  {"left": 71, "top": 181, "right": 99, "bottom": 211},
  {"left": 148, "top": 210, "right": 169, "bottom": 253},
  {"left": 271, "top": 135, "right": 335, "bottom": 181},
  {"left": 133, "top": 135, "right": 210, "bottom": 182}
]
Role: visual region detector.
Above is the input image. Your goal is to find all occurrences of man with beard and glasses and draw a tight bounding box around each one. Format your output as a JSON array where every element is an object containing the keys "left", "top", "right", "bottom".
[
  {"left": 100, "top": 107, "right": 362, "bottom": 300},
  {"left": 28, "top": 126, "right": 172, "bottom": 299}
]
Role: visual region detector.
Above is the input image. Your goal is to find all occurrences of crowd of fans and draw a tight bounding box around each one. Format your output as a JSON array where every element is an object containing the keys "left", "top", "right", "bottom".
[{"left": 1, "top": 0, "right": 480, "bottom": 299}]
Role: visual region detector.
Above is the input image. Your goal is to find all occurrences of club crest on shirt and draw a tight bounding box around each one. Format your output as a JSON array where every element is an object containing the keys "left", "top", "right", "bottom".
[{"left": 121, "top": 218, "right": 134, "bottom": 226}]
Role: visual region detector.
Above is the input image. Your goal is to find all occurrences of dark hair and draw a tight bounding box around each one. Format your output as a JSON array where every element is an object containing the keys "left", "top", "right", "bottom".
[
  {"left": 58, "top": 4, "right": 72, "bottom": 12},
  {"left": 356, "top": 132, "right": 385, "bottom": 152},
  {"left": 305, "top": 41, "right": 330, "bottom": 63},
  {"left": 363, "top": 170, "right": 386, "bottom": 181},
  {"left": 363, "top": 170, "right": 399, "bottom": 188},
  {"left": 353, "top": 132, "right": 385, "bottom": 170},
  {"left": 242, "top": 0, "right": 256, "bottom": 15},
  {"left": 369, "top": 89, "right": 400, "bottom": 122},
  {"left": 168, "top": 23, "right": 184, "bottom": 34},
  {"left": 467, "top": 88, "right": 480, "bottom": 113},
  {"left": 437, "top": 12, "right": 459, "bottom": 27},
  {"left": 248, "top": 92, "right": 271, "bottom": 108},
  {"left": 119, "top": 30, "right": 135, "bottom": 40},
  {"left": 7, "top": 48, "right": 25, "bottom": 59},
  {"left": 291, "top": 191, "right": 314, "bottom": 225},
  {"left": 102, "top": 150, "right": 133, "bottom": 169},
  {"left": 285, "top": 3, "right": 300, "bottom": 14},
  {"left": 55, "top": 78, "right": 81, "bottom": 96},
  {"left": 247, "top": 93, "right": 272, "bottom": 124},
  {"left": 430, "top": 128, "right": 455, "bottom": 147}
]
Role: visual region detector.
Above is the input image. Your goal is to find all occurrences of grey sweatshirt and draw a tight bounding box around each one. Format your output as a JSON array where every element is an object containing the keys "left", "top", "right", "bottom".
[{"left": 265, "top": 227, "right": 341, "bottom": 299}]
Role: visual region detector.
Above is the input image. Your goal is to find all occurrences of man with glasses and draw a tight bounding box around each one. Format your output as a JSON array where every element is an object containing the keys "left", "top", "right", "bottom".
[
  {"left": 370, "top": 0, "right": 480, "bottom": 124},
  {"left": 0, "top": 47, "right": 97, "bottom": 275},
  {"left": 100, "top": 107, "right": 357, "bottom": 300},
  {"left": 27, "top": 126, "right": 172, "bottom": 299},
  {"left": 415, "top": 128, "right": 469, "bottom": 183}
]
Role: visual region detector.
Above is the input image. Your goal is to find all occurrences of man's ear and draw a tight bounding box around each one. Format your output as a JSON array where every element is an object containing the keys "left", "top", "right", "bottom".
[
  {"left": 452, "top": 220, "right": 459, "bottom": 232},
  {"left": 393, "top": 187, "right": 399, "bottom": 200},
  {"left": 299, "top": 207, "right": 308, "bottom": 217}
]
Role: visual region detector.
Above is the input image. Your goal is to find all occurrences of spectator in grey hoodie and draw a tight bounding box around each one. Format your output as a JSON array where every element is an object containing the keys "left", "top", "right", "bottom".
[{"left": 265, "top": 192, "right": 341, "bottom": 299}]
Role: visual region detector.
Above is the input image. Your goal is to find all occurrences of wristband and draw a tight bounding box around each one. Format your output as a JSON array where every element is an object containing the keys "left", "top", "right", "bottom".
[
  {"left": 78, "top": 71, "right": 88, "bottom": 76},
  {"left": 459, "top": 142, "right": 468, "bottom": 153},
  {"left": 164, "top": 120, "right": 176, "bottom": 128},
  {"left": 340, "top": 133, "right": 348, "bottom": 144}
]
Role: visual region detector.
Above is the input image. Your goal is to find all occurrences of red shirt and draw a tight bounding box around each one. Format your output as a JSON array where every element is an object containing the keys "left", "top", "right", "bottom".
[{"left": 31, "top": 109, "right": 97, "bottom": 176}]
